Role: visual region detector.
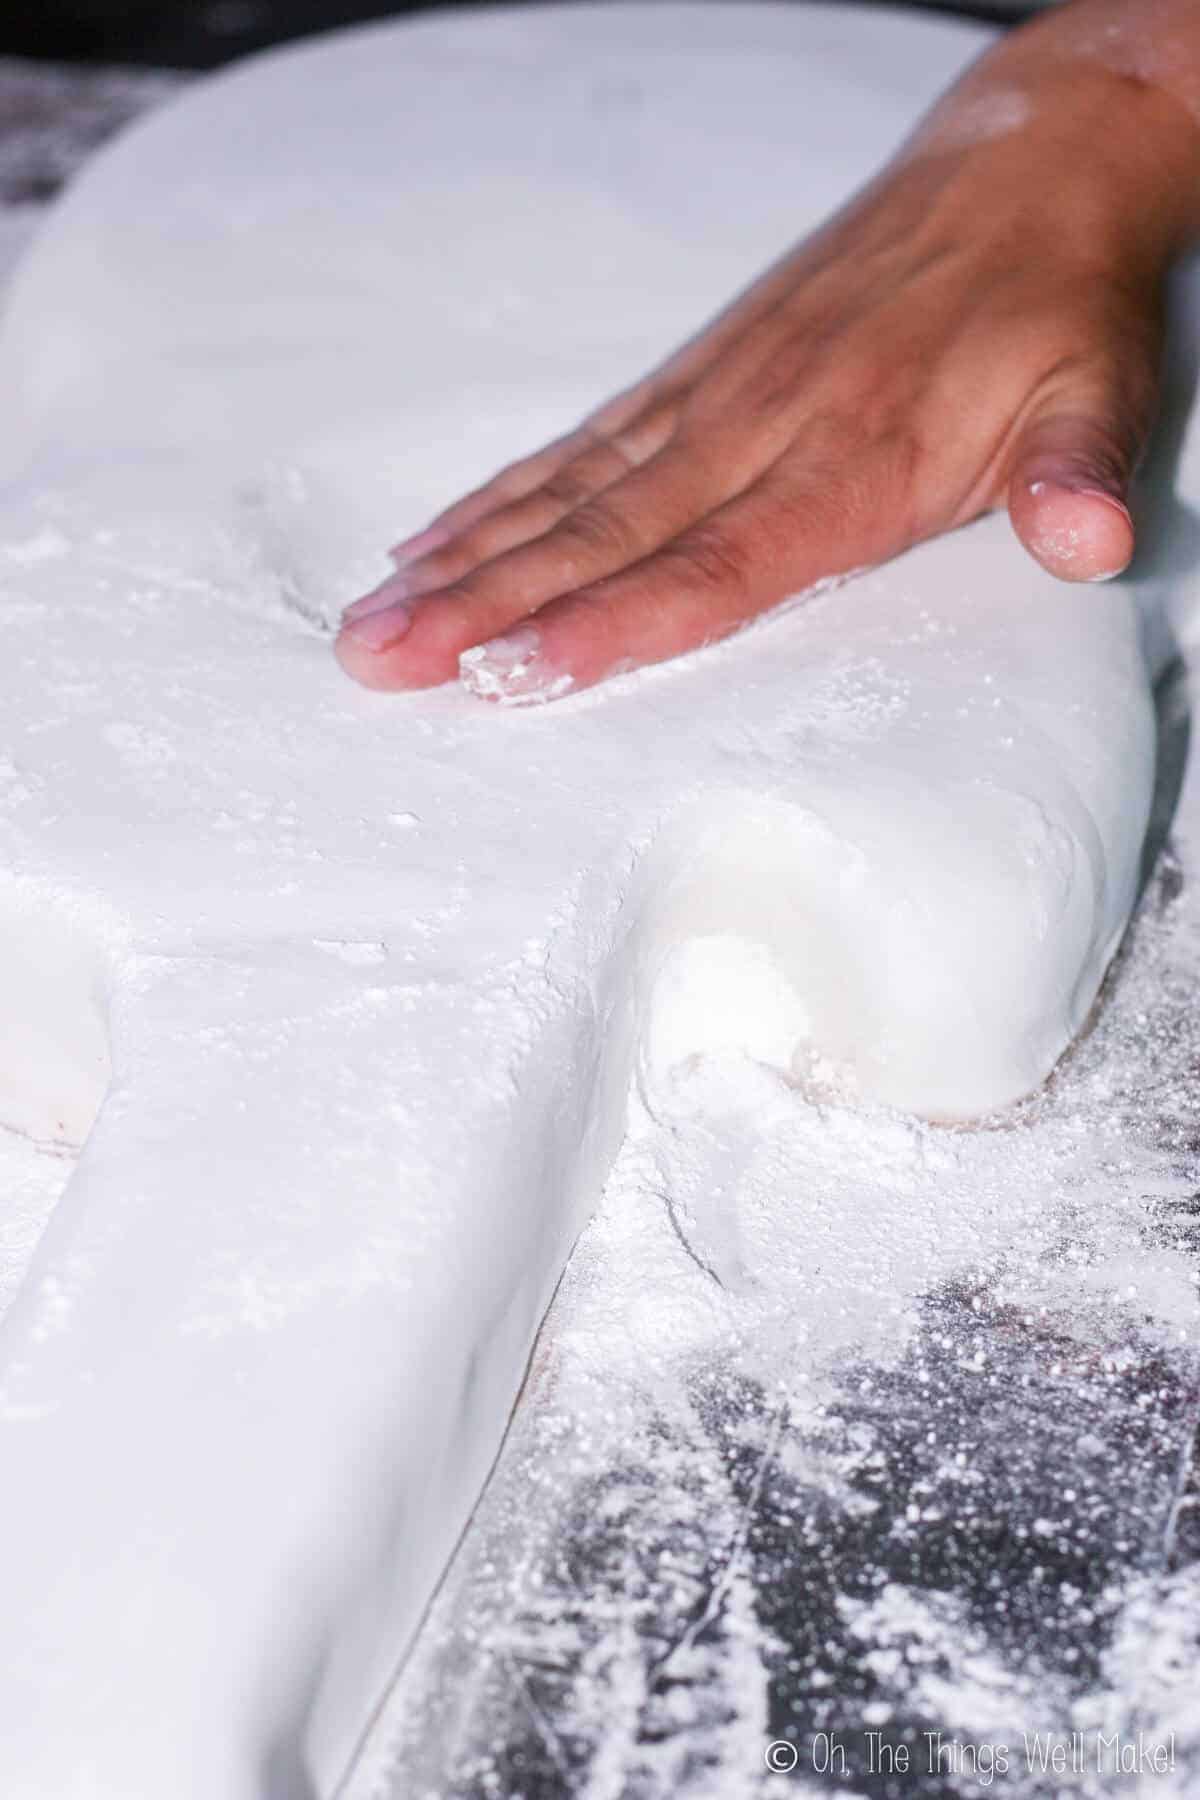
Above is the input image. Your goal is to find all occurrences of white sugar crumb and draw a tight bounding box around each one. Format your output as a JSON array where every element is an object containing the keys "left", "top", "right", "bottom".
[{"left": 1033, "top": 523, "right": 1083, "bottom": 563}]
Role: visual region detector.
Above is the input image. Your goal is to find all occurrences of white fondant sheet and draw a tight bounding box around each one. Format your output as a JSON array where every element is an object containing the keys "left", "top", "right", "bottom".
[{"left": 0, "top": 7, "right": 1194, "bottom": 1795}]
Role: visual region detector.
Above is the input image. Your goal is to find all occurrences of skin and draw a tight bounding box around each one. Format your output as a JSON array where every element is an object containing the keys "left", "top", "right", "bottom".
[{"left": 336, "top": 0, "right": 1200, "bottom": 706}]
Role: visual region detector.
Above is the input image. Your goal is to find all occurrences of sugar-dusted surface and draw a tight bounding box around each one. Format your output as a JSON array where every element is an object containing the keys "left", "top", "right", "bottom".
[
  {"left": 354, "top": 837, "right": 1200, "bottom": 1799},
  {"left": 0, "top": 60, "right": 184, "bottom": 1334},
  {"left": 0, "top": 13, "right": 1197, "bottom": 1800}
]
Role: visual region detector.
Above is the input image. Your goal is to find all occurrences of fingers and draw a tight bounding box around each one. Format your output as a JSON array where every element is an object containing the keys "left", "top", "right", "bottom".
[
  {"left": 380, "top": 244, "right": 817, "bottom": 574},
  {"left": 386, "top": 394, "right": 681, "bottom": 570},
  {"left": 336, "top": 431, "right": 762, "bottom": 686},
  {"left": 359, "top": 401, "right": 681, "bottom": 621},
  {"left": 363, "top": 241, "right": 829, "bottom": 650},
  {"left": 1006, "top": 353, "right": 1156, "bottom": 582},
  {"left": 386, "top": 421, "right": 601, "bottom": 565},
  {"left": 457, "top": 456, "right": 909, "bottom": 704},
  {"left": 360, "top": 435, "right": 636, "bottom": 620}
]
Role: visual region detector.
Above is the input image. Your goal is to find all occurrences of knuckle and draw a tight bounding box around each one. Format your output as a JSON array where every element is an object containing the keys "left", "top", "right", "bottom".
[
  {"left": 1027, "top": 406, "right": 1140, "bottom": 489},
  {"left": 669, "top": 523, "right": 750, "bottom": 594},
  {"left": 609, "top": 394, "right": 683, "bottom": 465},
  {"left": 408, "top": 582, "right": 480, "bottom": 652},
  {"left": 763, "top": 486, "right": 829, "bottom": 548},
  {"left": 424, "top": 578, "right": 473, "bottom": 617},
  {"left": 414, "top": 538, "right": 475, "bottom": 583},
  {"left": 427, "top": 510, "right": 522, "bottom": 578},
  {"left": 557, "top": 500, "right": 639, "bottom": 562},
  {"left": 456, "top": 514, "right": 518, "bottom": 567},
  {"left": 1040, "top": 324, "right": 1155, "bottom": 422},
  {"left": 1079, "top": 428, "right": 1137, "bottom": 491},
  {"left": 481, "top": 468, "right": 531, "bottom": 507},
  {"left": 590, "top": 433, "right": 639, "bottom": 478},
  {"left": 542, "top": 465, "right": 596, "bottom": 511},
  {"left": 585, "top": 381, "right": 658, "bottom": 437}
]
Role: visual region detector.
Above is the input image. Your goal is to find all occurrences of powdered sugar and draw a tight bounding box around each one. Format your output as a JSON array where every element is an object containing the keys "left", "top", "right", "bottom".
[{"left": 352, "top": 840, "right": 1200, "bottom": 1798}]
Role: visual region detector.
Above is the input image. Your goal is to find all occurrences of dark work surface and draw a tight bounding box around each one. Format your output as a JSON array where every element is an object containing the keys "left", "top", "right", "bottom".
[
  {"left": 360, "top": 844, "right": 1200, "bottom": 1800},
  {"left": 0, "top": 59, "right": 182, "bottom": 206},
  {"left": 5, "top": 0, "right": 1036, "bottom": 73}
]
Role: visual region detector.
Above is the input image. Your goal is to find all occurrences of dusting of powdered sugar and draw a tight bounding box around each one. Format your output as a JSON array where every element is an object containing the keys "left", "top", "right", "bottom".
[
  {"left": 349, "top": 834, "right": 1200, "bottom": 1800},
  {"left": 459, "top": 627, "right": 577, "bottom": 707}
]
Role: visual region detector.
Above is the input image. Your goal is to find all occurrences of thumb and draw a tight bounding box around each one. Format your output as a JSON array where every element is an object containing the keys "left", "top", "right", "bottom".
[{"left": 1006, "top": 368, "right": 1152, "bottom": 583}]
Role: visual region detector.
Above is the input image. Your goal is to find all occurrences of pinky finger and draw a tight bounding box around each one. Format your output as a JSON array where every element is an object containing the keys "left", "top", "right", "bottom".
[{"left": 388, "top": 422, "right": 599, "bottom": 565}]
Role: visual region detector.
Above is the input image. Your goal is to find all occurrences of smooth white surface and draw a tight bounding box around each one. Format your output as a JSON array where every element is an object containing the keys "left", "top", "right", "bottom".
[{"left": 0, "top": 7, "right": 1170, "bottom": 1796}]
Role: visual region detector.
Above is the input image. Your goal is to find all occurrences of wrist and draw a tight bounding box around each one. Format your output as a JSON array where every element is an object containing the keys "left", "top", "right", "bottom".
[{"left": 910, "top": 10, "right": 1200, "bottom": 266}]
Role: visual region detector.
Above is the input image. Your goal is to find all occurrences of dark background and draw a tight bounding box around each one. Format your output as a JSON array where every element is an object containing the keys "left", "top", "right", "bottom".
[{"left": 4, "top": 0, "right": 1034, "bottom": 72}]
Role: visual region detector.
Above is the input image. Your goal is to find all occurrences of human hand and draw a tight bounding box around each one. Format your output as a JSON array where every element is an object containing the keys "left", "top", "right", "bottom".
[{"left": 336, "top": 8, "right": 1200, "bottom": 704}]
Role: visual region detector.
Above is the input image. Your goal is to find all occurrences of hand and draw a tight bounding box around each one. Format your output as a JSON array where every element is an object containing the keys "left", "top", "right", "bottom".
[{"left": 336, "top": 10, "right": 1200, "bottom": 705}]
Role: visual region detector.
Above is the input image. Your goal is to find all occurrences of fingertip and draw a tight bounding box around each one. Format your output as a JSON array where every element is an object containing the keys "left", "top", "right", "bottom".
[
  {"left": 341, "top": 573, "right": 411, "bottom": 626},
  {"left": 334, "top": 626, "right": 410, "bottom": 691},
  {"left": 334, "top": 618, "right": 456, "bottom": 692},
  {"left": 1011, "top": 478, "right": 1135, "bottom": 583},
  {"left": 337, "top": 587, "right": 493, "bottom": 692}
]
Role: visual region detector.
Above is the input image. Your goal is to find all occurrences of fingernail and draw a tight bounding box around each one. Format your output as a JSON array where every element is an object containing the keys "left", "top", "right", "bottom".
[
  {"left": 390, "top": 522, "right": 451, "bottom": 567},
  {"left": 1028, "top": 475, "right": 1133, "bottom": 529},
  {"left": 1078, "top": 488, "right": 1134, "bottom": 581},
  {"left": 1075, "top": 487, "right": 1133, "bottom": 529},
  {"left": 459, "top": 626, "right": 574, "bottom": 707},
  {"left": 342, "top": 575, "right": 410, "bottom": 625},
  {"left": 340, "top": 599, "right": 413, "bottom": 652}
]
